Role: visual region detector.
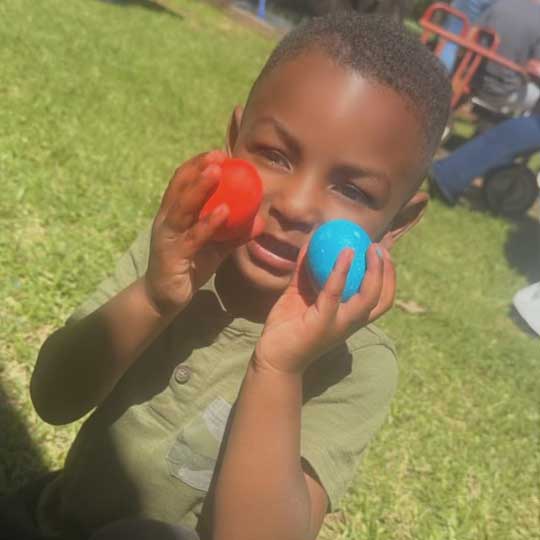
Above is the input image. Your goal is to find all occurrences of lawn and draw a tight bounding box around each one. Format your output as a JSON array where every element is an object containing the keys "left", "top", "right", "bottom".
[{"left": 0, "top": 1, "right": 538, "bottom": 539}]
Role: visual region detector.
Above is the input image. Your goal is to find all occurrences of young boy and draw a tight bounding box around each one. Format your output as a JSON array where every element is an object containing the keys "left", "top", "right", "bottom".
[{"left": 23, "top": 13, "right": 450, "bottom": 540}]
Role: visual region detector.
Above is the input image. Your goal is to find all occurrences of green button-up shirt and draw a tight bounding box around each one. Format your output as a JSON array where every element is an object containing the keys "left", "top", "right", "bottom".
[{"left": 37, "top": 229, "right": 398, "bottom": 539}]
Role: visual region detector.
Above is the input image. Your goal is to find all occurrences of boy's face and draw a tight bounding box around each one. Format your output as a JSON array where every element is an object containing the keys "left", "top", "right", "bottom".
[{"left": 228, "top": 50, "right": 428, "bottom": 294}]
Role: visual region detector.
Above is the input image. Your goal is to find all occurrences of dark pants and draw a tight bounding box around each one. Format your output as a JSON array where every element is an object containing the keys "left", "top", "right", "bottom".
[
  {"left": 432, "top": 115, "right": 540, "bottom": 203},
  {"left": 0, "top": 474, "right": 199, "bottom": 540},
  {"left": 0, "top": 473, "right": 57, "bottom": 540}
]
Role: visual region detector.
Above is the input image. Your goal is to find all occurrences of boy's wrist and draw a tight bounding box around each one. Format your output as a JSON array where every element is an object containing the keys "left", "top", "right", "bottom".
[
  {"left": 251, "top": 346, "right": 309, "bottom": 379},
  {"left": 247, "top": 354, "right": 304, "bottom": 403},
  {"left": 139, "top": 277, "right": 187, "bottom": 322}
]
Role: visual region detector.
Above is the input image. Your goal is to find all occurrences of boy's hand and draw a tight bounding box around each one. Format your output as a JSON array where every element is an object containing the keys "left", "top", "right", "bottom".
[
  {"left": 255, "top": 245, "right": 395, "bottom": 374},
  {"left": 145, "top": 151, "right": 262, "bottom": 317}
]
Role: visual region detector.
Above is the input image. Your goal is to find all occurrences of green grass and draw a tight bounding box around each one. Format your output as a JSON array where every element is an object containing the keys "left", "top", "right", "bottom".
[{"left": 1, "top": 1, "right": 538, "bottom": 539}]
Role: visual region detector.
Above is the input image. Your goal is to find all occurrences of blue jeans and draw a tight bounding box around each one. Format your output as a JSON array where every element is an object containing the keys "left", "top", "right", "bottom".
[
  {"left": 439, "top": 0, "right": 493, "bottom": 72},
  {"left": 431, "top": 116, "right": 540, "bottom": 202}
]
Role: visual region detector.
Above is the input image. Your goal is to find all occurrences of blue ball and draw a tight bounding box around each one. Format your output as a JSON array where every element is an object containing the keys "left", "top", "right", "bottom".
[{"left": 307, "top": 220, "right": 372, "bottom": 302}]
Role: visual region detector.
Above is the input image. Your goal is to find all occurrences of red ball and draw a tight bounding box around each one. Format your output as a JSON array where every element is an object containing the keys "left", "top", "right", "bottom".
[{"left": 200, "top": 158, "right": 263, "bottom": 241}]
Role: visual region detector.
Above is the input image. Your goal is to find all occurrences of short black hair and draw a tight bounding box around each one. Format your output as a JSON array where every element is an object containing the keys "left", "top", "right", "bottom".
[{"left": 252, "top": 13, "right": 451, "bottom": 156}]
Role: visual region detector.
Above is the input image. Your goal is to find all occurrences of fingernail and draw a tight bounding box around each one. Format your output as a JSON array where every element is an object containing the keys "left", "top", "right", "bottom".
[
  {"left": 204, "top": 164, "right": 221, "bottom": 177},
  {"left": 376, "top": 246, "right": 383, "bottom": 258},
  {"left": 335, "top": 248, "right": 354, "bottom": 269},
  {"left": 213, "top": 203, "right": 228, "bottom": 216}
]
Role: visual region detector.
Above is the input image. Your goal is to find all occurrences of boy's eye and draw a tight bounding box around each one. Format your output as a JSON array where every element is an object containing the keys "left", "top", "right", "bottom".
[
  {"left": 333, "top": 183, "right": 371, "bottom": 204},
  {"left": 258, "top": 147, "right": 289, "bottom": 169}
]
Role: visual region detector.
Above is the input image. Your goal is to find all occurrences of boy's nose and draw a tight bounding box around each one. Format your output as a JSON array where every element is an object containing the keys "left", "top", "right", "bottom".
[{"left": 269, "top": 177, "right": 322, "bottom": 233}]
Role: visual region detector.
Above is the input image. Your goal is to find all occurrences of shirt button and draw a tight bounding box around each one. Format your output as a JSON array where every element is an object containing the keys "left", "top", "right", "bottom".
[{"left": 174, "top": 365, "right": 191, "bottom": 384}]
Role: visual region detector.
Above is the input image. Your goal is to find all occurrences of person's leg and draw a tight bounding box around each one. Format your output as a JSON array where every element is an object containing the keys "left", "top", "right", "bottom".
[
  {"left": 431, "top": 116, "right": 540, "bottom": 203},
  {"left": 89, "top": 518, "right": 200, "bottom": 540}
]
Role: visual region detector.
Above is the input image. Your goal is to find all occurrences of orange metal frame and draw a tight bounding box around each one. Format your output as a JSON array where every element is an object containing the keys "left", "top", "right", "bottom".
[{"left": 419, "top": 2, "right": 528, "bottom": 109}]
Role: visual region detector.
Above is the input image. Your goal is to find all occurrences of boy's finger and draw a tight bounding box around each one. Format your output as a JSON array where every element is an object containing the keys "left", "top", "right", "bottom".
[
  {"left": 287, "top": 244, "right": 309, "bottom": 291},
  {"left": 182, "top": 204, "right": 230, "bottom": 256},
  {"left": 340, "top": 244, "right": 384, "bottom": 321},
  {"left": 170, "top": 153, "right": 223, "bottom": 204},
  {"left": 202, "top": 149, "right": 227, "bottom": 167},
  {"left": 181, "top": 150, "right": 226, "bottom": 201},
  {"left": 167, "top": 165, "right": 221, "bottom": 231},
  {"left": 367, "top": 247, "right": 396, "bottom": 322},
  {"left": 180, "top": 163, "right": 222, "bottom": 213},
  {"left": 159, "top": 154, "right": 207, "bottom": 213},
  {"left": 316, "top": 249, "right": 354, "bottom": 317},
  {"left": 159, "top": 151, "right": 225, "bottom": 214}
]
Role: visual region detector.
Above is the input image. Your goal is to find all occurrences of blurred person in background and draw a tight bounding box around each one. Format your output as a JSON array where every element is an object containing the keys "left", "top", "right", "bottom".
[
  {"left": 439, "top": 0, "right": 494, "bottom": 73},
  {"left": 429, "top": 112, "right": 540, "bottom": 205},
  {"left": 473, "top": 0, "right": 540, "bottom": 113}
]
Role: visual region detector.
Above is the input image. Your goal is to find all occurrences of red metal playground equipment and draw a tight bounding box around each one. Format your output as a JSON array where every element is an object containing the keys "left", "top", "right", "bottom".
[
  {"left": 419, "top": 3, "right": 540, "bottom": 217},
  {"left": 418, "top": 2, "right": 536, "bottom": 113}
]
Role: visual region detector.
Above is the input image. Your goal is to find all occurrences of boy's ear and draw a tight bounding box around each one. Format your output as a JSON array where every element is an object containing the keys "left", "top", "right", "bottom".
[
  {"left": 226, "top": 105, "right": 244, "bottom": 156},
  {"left": 380, "top": 191, "right": 429, "bottom": 251}
]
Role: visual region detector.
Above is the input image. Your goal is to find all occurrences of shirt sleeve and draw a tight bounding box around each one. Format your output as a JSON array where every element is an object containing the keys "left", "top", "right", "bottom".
[
  {"left": 300, "top": 333, "right": 398, "bottom": 511},
  {"left": 68, "top": 227, "right": 152, "bottom": 323}
]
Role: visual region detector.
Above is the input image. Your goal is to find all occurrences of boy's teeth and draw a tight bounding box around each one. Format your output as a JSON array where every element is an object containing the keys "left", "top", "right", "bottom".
[{"left": 258, "top": 234, "right": 299, "bottom": 261}]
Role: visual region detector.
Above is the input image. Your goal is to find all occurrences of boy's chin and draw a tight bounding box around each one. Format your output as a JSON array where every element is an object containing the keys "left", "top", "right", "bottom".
[{"left": 231, "top": 244, "right": 294, "bottom": 294}]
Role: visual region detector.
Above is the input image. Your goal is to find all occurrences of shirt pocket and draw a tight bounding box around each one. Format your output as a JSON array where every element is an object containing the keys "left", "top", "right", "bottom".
[{"left": 166, "top": 397, "right": 232, "bottom": 492}]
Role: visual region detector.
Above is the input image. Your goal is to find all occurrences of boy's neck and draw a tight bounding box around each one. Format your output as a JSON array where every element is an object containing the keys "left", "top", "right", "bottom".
[{"left": 215, "top": 258, "right": 279, "bottom": 323}]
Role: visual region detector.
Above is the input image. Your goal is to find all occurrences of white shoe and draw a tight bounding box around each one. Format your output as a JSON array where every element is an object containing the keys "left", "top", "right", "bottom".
[{"left": 513, "top": 282, "right": 540, "bottom": 336}]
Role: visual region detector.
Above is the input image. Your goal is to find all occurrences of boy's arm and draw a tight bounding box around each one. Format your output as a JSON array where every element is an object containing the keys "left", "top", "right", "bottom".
[
  {"left": 212, "top": 361, "right": 328, "bottom": 540},
  {"left": 31, "top": 278, "right": 176, "bottom": 425},
  {"left": 31, "top": 152, "right": 236, "bottom": 425},
  {"left": 212, "top": 245, "right": 395, "bottom": 540}
]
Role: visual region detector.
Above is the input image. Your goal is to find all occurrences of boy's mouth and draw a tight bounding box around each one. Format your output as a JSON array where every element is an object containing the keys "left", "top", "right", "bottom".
[{"left": 247, "top": 234, "right": 300, "bottom": 273}]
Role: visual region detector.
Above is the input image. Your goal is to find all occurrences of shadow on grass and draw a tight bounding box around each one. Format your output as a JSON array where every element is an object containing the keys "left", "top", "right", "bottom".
[
  {"left": 0, "top": 384, "right": 47, "bottom": 495},
  {"left": 505, "top": 215, "right": 539, "bottom": 336},
  {"left": 97, "top": 0, "right": 184, "bottom": 18},
  {"left": 453, "top": 186, "right": 539, "bottom": 284},
  {"left": 507, "top": 304, "right": 539, "bottom": 338},
  {"left": 505, "top": 216, "right": 540, "bottom": 284}
]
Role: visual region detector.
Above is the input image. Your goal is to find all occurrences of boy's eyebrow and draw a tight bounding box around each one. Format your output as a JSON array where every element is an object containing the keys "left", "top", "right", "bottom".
[{"left": 252, "top": 117, "right": 301, "bottom": 156}]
